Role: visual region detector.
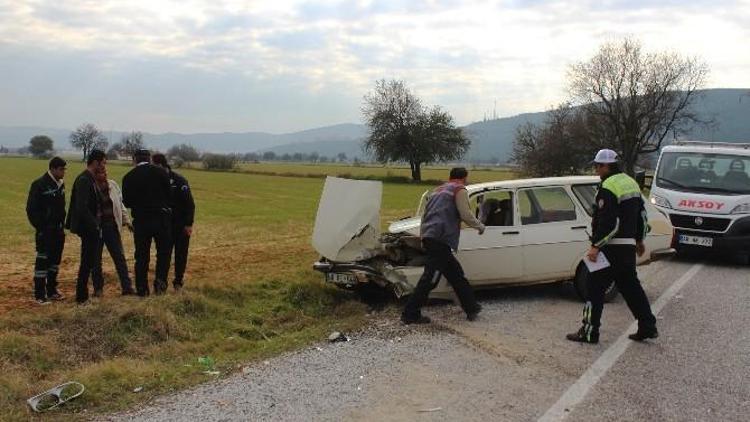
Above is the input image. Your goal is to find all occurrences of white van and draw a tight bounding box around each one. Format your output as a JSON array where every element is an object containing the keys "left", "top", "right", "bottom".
[{"left": 650, "top": 141, "right": 750, "bottom": 253}]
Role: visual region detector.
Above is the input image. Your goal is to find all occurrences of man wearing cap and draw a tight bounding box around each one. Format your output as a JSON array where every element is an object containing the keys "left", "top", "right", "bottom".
[
  {"left": 401, "top": 167, "right": 485, "bottom": 325},
  {"left": 121, "top": 149, "right": 173, "bottom": 296},
  {"left": 152, "top": 153, "right": 195, "bottom": 291},
  {"left": 566, "top": 149, "right": 658, "bottom": 344},
  {"left": 26, "top": 157, "right": 68, "bottom": 304}
]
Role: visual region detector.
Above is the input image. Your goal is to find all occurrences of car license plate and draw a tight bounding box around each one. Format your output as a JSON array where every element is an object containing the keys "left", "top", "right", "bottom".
[
  {"left": 678, "top": 234, "right": 713, "bottom": 247},
  {"left": 326, "top": 272, "right": 358, "bottom": 285}
]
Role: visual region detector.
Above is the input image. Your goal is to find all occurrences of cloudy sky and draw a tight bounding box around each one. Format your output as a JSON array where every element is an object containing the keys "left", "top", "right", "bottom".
[{"left": 0, "top": 0, "right": 748, "bottom": 134}]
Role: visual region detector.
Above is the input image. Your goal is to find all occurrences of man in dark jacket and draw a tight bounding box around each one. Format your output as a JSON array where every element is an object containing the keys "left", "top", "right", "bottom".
[
  {"left": 66, "top": 149, "right": 106, "bottom": 304},
  {"left": 566, "top": 149, "right": 658, "bottom": 344},
  {"left": 122, "top": 149, "right": 172, "bottom": 296},
  {"left": 401, "top": 167, "right": 485, "bottom": 325},
  {"left": 152, "top": 154, "right": 195, "bottom": 291},
  {"left": 26, "top": 157, "right": 67, "bottom": 304}
]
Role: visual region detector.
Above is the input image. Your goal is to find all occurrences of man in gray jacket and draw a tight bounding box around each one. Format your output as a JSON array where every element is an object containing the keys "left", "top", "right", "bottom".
[{"left": 402, "top": 167, "right": 485, "bottom": 324}]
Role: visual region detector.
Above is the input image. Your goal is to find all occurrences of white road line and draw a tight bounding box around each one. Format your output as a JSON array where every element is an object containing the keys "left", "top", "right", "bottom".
[{"left": 538, "top": 263, "right": 704, "bottom": 422}]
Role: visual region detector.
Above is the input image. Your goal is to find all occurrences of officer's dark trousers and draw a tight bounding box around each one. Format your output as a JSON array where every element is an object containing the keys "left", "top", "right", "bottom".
[
  {"left": 76, "top": 232, "right": 104, "bottom": 303},
  {"left": 133, "top": 213, "right": 172, "bottom": 296},
  {"left": 403, "top": 238, "right": 480, "bottom": 320},
  {"left": 100, "top": 222, "right": 133, "bottom": 293},
  {"left": 584, "top": 245, "right": 657, "bottom": 332},
  {"left": 33, "top": 228, "right": 65, "bottom": 300},
  {"left": 171, "top": 225, "right": 190, "bottom": 287}
]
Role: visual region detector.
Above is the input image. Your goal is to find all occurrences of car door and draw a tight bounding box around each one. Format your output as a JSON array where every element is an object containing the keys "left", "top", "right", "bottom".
[
  {"left": 519, "top": 185, "right": 590, "bottom": 282},
  {"left": 457, "top": 188, "right": 524, "bottom": 284}
]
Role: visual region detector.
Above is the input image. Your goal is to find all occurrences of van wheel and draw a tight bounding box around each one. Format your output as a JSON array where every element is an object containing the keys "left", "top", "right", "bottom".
[{"left": 573, "top": 264, "right": 619, "bottom": 303}]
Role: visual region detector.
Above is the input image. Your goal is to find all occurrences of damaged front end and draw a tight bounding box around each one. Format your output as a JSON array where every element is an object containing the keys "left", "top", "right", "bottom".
[{"left": 311, "top": 177, "right": 426, "bottom": 297}]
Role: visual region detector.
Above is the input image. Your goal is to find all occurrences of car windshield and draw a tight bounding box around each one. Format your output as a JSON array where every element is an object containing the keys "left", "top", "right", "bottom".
[{"left": 656, "top": 151, "right": 750, "bottom": 195}]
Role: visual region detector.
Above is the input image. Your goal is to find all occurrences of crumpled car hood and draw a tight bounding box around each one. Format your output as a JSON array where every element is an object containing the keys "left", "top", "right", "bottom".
[
  {"left": 387, "top": 216, "right": 421, "bottom": 235},
  {"left": 312, "top": 177, "right": 384, "bottom": 262}
]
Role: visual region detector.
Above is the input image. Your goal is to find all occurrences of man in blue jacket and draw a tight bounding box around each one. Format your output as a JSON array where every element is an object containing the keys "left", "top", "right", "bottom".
[{"left": 402, "top": 167, "right": 485, "bottom": 324}]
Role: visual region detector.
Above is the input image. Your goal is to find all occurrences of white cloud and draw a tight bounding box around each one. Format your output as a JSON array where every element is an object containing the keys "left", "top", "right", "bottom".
[{"left": 0, "top": 0, "right": 747, "bottom": 132}]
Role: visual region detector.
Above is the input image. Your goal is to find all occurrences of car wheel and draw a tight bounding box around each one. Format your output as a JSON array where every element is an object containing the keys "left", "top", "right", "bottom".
[
  {"left": 573, "top": 263, "right": 619, "bottom": 303},
  {"left": 354, "top": 283, "right": 392, "bottom": 306}
]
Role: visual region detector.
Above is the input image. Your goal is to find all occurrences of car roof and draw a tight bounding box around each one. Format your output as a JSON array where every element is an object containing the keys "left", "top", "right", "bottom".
[{"left": 467, "top": 176, "right": 600, "bottom": 192}]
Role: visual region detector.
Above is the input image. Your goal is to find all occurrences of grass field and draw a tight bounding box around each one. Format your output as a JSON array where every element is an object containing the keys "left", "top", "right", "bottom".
[
  {"left": 228, "top": 161, "right": 517, "bottom": 184},
  {"left": 0, "top": 157, "right": 491, "bottom": 420}
]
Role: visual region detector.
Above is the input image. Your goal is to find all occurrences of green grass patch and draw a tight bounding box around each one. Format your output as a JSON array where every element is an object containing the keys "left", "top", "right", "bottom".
[{"left": 0, "top": 157, "right": 518, "bottom": 420}]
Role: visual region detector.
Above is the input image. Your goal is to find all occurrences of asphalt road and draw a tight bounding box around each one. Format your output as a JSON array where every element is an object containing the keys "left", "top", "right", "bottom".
[{"left": 105, "top": 257, "right": 750, "bottom": 421}]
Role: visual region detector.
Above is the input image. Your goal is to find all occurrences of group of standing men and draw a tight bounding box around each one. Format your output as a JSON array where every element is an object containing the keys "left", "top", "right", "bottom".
[{"left": 26, "top": 149, "right": 195, "bottom": 305}]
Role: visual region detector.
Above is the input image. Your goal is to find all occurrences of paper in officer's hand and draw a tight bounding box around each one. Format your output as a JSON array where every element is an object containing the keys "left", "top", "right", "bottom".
[{"left": 583, "top": 252, "right": 610, "bottom": 272}]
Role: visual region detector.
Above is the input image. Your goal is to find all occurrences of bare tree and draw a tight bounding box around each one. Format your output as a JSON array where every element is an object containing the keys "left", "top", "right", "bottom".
[
  {"left": 511, "top": 104, "right": 601, "bottom": 177},
  {"left": 568, "top": 38, "right": 709, "bottom": 174},
  {"left": 119, "top": 131, "right": 145, "bottom": 158},
  {"left": 69, "top": 123, "right": 108, "bottom": 161},
  {"left": 167, "top": 144, "right": 200, "bottom": 162},
  {"left": 362, "top": 79, "right": 469, "bottom": 181}
]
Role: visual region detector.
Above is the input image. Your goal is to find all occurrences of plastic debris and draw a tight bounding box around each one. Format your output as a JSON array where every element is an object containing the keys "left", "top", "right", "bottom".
[
  {"left": 418, "top": 407, "right": 443, "bottom": 413},
  {"left": 204, "top": 371, "right": 221, "bottom": 376},
  {"left": 133, "top": 387, "right": 144, "bottom": 393},
  {"left": 328, "top": 332, "right": 350, "bottom": 343},
  {"left": 198, "top": 356, "right": 216, "bottom": 369},
  {"left": 27, "top": 382, "right": 85, "bottom": 413}
]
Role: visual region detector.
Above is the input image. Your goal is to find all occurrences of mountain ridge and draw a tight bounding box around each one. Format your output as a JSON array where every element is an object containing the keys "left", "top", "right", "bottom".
[{"left": 2, "top": 88, "right": 748, "bottom": 162}]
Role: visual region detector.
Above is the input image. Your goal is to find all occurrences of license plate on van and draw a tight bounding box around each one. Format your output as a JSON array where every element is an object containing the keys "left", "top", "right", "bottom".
[
  {"left": 326, "top": 273, "right": 358, "bottom": 285},
  {"left": 678, "top": 234, "right": 713, "bottom": 247}
]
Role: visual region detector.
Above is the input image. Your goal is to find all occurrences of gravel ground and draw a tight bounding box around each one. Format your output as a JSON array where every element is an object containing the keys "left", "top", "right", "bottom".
[
  {"left": 102, "top": 259, "right": 749, "bottom": 421},
  {"left": 569, "top": 260, "right": 750, "bottom": 422}
]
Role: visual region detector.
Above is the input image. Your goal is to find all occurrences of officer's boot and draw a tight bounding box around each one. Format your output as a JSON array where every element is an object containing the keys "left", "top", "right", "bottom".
[
  {"left": 629, "top": 324, "right": 659, "bottom": 341},
  {"left": 566, "top": 301, "right": 599, "bottom": 344},
  {"left": 566, "top": 325, "right": 599, "bottom": 344}
]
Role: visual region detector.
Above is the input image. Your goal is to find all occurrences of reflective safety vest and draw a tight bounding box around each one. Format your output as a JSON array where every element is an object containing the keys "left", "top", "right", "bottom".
[{"left": 601, "top": 173, "right": 642, "bottom": 202}]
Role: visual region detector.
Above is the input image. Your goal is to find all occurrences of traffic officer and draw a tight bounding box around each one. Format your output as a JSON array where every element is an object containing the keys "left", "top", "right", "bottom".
[
  {"left": 26, "top": 157, "right": 67, "bottom": 304},
  {"left": 122, "top": 149, "right": 172, "bottom": 296},
  {"left": 566, "top": 149, "right": 658, "bottom": 344},
  {"left": 152, "top": 154, "right": 195, "bottom": 291},
  {"left": 401, "top": 167, "right": 485, "bottom": 324}
]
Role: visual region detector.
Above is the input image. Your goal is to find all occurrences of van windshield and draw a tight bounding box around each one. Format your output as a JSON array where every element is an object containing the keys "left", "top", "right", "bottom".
[{"left": 656, "top": 151, "right": 750, "bottom": 195}]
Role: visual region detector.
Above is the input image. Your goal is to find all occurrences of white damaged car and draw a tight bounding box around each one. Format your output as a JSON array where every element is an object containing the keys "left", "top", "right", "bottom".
[{"left": 312, "top": 176, "right": 675, "bottom": 301}]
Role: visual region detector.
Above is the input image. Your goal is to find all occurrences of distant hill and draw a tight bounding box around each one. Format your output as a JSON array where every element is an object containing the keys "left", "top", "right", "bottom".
[
  {"left": 258, "top": 88, "right": 750, "bottom": 162},
  {"left": 0, "top": 123, "right": 368, "bottom": 156},
  {"left": 1, "top": 89, "right": 747, "bottom": 161}
]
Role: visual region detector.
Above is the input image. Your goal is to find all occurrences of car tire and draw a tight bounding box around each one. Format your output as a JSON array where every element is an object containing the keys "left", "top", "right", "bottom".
[
  {"left": 354, "top": 283, "right": 392, "bottom": 306},
  {"left": 573, "top": 263, "right": 619, "bottom": 303}
]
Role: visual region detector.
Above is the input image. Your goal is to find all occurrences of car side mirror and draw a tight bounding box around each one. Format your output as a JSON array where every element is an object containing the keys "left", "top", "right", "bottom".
[{"left": 634, "top": 170, "right": 650, "bottom": 190}]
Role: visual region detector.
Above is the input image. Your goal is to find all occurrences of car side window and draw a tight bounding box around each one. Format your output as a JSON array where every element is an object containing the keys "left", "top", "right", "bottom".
[
  {"left": 471, "top": 190, "right": 514, "bottom": 226},
  {"left": 519, "top": 187, "right": 577, "bottom": 225},
  {"left": 571, "top": 184, "right": 599, "bottom": 217}
]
